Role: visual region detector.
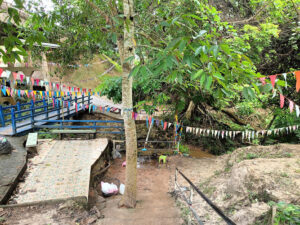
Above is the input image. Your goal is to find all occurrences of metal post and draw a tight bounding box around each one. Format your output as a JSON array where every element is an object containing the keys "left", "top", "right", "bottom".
[
  {"left": 82, "top": 93, "right": 84, "bottom": 106},
  {"left": 75, "top": 95, "right": 78, "bottom": 114},
  {"left": 43, "top": 97, "right": 48, "bottom": 120},
  {"left": 17, "top": 102, "right": 21, "bottom": 118},
  {"left": 11, "top": 108, "right": 17, "bottom": 135},
  {"left": 190, "top": 185, "right": 193, "bottom": 205},
  {"left": 57, "top": 99, "right": 60, "bottom": 119},
  {"left": 67, "top": 99, "right": 70, "bottom": 116},
  {"left": 0, "top": 105, "right": 5, "bottom": 127},
  {"left": 30, "top": 100, "right": 34, "bottom": 128},
  {"left": 62, "top": 96, "right": 65, "bottom": 120}
]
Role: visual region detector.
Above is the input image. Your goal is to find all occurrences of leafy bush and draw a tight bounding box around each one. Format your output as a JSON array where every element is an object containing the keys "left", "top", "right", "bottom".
[
  {"left": 179, "top": 144, "right": 190, "bottom": 154},
  {"left": 269, "top": 201, "right": 300, "bottom": 225}
]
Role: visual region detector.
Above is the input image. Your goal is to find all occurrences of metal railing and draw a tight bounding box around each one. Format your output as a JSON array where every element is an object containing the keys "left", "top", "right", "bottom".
[
  {"left": 175, "top": 168, "right": 236, "bottom": 225},
  {"left": 0, "top": 93, "right": 92, "bottom": 134},
  {"left": 34, "top": 119, "right": 124, "bottom": 134}
]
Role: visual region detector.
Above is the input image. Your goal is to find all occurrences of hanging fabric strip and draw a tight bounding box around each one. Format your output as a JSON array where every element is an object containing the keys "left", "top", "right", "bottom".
[
  {"left": 163, "top": 122, "right": 167, "bottom": 130},
  {"left": 280, "top": 94, "right": 285, "bottom": 108},
  {"left": 289, "top": 100, "right": 294, "bottom": 113},
  {"left": 259, "top": 77, "right": 266, "bottom": 86},
  {"left": 269, "top": 75, "right": 277, "bottom": 88},
  {"left": 295, "top": 71, "right": 300, "bottom": 92},
  {"left": 296, "top": 105, "right": 300, "bottom": 117}
]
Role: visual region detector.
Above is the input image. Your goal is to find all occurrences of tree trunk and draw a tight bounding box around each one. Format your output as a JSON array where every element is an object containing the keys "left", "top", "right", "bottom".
[{"left": 119, "top": 0, "right": 138, "bottom": 208}]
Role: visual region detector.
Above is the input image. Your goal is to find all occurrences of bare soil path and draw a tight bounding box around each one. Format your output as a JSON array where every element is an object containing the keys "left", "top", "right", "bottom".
[{"left": 96, "top": 156, "right": 183, "bottom": 225}]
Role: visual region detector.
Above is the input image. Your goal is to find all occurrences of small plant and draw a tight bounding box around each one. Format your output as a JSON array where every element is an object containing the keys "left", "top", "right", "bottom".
[
  {"left": 179, "top": 144, "right": 190, "bottom": 155},
  {"left": 280, "top": 172, "right": 289, "bottom": 178},
  {"left": 245, "top": 153, "right": 259, "bottom": 160},
  {"left": 214, "top": 170, "right": 222, "bottom": 176},
  {"left": 223, "top": 193, "right": 232, "bottom": 201},
  {"left": 269, "top": 201, "right": 300, "bottom": 225},
  {"left": 282, "top": 152, "right": 292, "bottom": 158}
]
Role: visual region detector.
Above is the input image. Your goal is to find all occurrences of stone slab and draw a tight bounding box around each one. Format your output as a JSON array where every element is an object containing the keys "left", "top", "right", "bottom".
[
  {"left": 12, "top": 138, "right": 108, "bottom": 205},
  {"left": 26, "top": 133, "right": 38, "bottom": 147}
]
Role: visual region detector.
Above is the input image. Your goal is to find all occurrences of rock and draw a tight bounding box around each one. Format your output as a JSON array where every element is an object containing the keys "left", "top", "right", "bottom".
[
  {"left": 84, "top": 215, "right": 98, "bottom": 224},
  {"left": 89, "top": 206, "right": 102, "bottom": 218},
  {"left": 112, "top": 150, "right": 121, "bottom": 159},
  {"left": 0, "top": 137, "right": 13, "bottom": 155},
  {"left": 58, "top": 200, "right": 77, "bottom": 211},
  {"left": 232, "top": 202, "right": 270, "bottom": 225},
  {"left": 89, "top": 189, "right": 106, "bottom": 210}
]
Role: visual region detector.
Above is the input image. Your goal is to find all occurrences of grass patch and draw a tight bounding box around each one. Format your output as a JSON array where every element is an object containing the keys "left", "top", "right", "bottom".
[{"left": 176, "top": 200, "right": 191, "bottom": 224}]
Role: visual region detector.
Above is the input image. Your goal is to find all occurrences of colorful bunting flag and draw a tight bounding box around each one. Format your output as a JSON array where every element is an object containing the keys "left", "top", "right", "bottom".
[
  {"left": 280, "top": 94, "right": 285, "bottom": 108},
  {"left": 295, "top": 71, "right": 300, "bottom": 92}
]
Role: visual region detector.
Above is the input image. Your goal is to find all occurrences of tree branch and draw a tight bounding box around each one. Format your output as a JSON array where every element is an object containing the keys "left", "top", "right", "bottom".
[
  {"left": 85, "top": 0, "right": 110, "bottom": 24},
  {"left": 228, "top": 3, "right": 267, "bottom": 24}
]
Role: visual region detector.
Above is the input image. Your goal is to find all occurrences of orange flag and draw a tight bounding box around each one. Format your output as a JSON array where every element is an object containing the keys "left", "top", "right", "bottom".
[{"left": 295, "top": 71, "right": 300, "bottom": 92}]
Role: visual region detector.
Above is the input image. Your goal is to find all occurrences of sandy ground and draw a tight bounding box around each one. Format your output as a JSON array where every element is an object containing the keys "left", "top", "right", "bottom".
[{"left": 1, "top": 144, "right": 299, "bottom": 225}]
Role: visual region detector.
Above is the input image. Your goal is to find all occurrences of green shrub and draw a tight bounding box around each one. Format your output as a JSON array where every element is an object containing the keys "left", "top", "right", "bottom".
[
  {"left": 179, "top": 144, "right": 190, "bottom": 154},
  {"left": 269, "top": 201, "right": 300, "bottom": 225}
]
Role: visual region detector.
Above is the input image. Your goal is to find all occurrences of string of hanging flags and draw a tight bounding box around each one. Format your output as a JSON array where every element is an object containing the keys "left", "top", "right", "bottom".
[
  {"left": 258, "top": 70, "right": 300, "bottom": 92},
  {"left": 86, "top": 103, "right": 300, "bottom": 142}
]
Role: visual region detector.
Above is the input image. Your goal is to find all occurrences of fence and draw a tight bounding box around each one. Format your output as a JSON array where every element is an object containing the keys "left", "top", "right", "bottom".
[
  {"left": 175, "top": 168, "right": 236, "bottom": 225},
  {"left": 0, "top": 93, "right": 91, "bottom": 134},
  {"left": 33, "top": 119, "right": 124, "bottom": 134}
]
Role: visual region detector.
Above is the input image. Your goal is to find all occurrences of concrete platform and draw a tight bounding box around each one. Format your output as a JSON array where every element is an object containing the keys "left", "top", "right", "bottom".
[
  {"left": 11, "top": 138, "right": 108, "bottom": 205},
  {"left": 0, "top": 136, "right": 27, "bottom": 204}
]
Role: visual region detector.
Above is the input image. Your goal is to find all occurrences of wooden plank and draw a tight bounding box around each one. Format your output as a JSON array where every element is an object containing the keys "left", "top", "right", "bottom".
[
  {"left": 26, "top": 133, "right": 38, "bottom": 147},
  {"left": 50, "top": 129, "right": 96, "bottom": 134}
]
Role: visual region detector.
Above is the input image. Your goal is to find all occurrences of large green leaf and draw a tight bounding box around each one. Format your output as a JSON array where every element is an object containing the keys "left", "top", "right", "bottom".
[
  {"left": 191, "top": 69, "right": 204, "bottom": 80},
  {"left": 205, "top": 76, "right": 213, "bottom": 90}
]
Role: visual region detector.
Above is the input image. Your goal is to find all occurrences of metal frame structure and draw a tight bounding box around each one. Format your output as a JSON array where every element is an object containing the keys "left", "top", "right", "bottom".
[{"left": 175, "top": 168, "right": 236, "bottom": 225}]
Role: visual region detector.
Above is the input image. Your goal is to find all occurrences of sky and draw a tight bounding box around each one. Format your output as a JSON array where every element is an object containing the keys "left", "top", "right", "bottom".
[{"left": 6, "top": 0, "right": 54, "bottom": 12}]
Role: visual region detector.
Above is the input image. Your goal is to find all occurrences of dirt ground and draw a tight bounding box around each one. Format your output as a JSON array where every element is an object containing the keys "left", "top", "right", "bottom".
[{"left": 0, "top": 144, "right": 299, "bottom": 225}]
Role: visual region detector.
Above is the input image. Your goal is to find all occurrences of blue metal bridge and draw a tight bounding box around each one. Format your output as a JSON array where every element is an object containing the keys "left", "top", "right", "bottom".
[{"left": 0, "top": 94, "right": 92, "bottom": 136}]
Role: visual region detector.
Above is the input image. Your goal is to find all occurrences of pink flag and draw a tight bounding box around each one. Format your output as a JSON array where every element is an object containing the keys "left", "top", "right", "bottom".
[
  {"left": 289, "top": 100, "right": 294, "bottom": 113},
  {"left": 36, "top": 79, "right": 39, "bottom": 86},
  {"left": 20, "top": 74, "right": 24, "bottom": 82},
  {"left": 148, "top": 117, "right": 152, "bottom": 125},
  {"left": 280, "top": 94, "right": 285, "bottom": 108},
  {"left": 163, "top": 122, "right": 167, "bottom": 130},
  {"left": 31, "top": 77, "right": 35, "bottom": 85},
  {"left": 259, "top": 77, "right": 266, "bottom": 86},
  {"left": 269, "top": 75, "right": 277, "bottom": 88},
  {"left": 12, "top": 72, "right": 18, "bottom": 80},
  {"left": 0, "top": 68, "right": 3, "bottom": 77},
  {"left": 132, "top": 112, "right": 135, "bottom": 119},
  {"left": 56, "top": 83, "right": 59, "bottom": 90}
]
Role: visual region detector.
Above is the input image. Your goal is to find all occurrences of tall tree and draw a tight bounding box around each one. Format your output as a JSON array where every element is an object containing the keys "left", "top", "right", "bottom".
[
  {"left": 84, "top": 0, "right": 138, "bottom": 207},
  {"left": 118, "top": 0, "right": 138, "bottom": 208}
]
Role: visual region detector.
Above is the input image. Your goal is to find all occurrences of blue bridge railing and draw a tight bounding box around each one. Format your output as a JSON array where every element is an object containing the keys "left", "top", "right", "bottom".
[
  {"left": 34, "top": 119, "right": 124, "bottom": 134},
  {"left": 0, "top": 93, "right": 92, "bottom": 135}
]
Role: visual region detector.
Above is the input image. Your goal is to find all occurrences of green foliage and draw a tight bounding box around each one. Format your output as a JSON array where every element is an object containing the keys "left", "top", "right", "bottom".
[
  {"left": 245, "top": 153, "right": 259, "bottom": 160},
  {"left": 269, "top": 201, "right": 300, "bottom": 225},
  {"left": 179, "top": 144, "right": 190, "bottom": 154}
]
